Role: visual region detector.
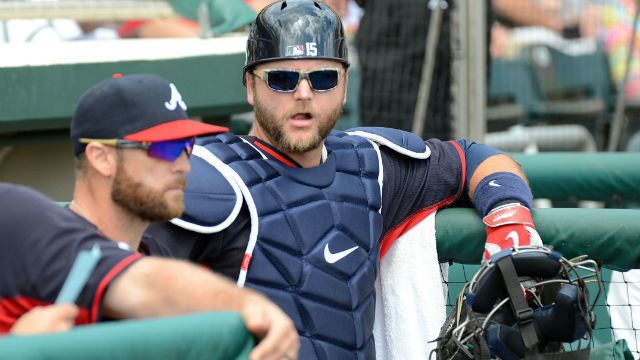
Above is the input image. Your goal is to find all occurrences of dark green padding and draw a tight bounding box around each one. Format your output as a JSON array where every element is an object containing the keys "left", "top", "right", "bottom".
[
  {"left": 513, "top": 153, "right": 640, "bottom": 203},
  {"left": 589, "top": 340, "right": 635, "bottom": 360},
  {"left": 0, "top": 53, "right": 249, "bottom": 136},
  {"left": 435, "top": 208, "right": 640, "bottom": 271},
  {"left": 0, "top": 311, "right": 254, "bottom": 360}
]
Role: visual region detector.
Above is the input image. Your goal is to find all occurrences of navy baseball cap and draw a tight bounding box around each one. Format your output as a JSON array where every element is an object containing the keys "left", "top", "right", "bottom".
[{"left": 70, "top": 73, "right": 228, "bottom": 155}]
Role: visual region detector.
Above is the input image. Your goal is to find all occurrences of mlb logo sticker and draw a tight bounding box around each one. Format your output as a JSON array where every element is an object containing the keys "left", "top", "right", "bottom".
[{"left": 286, "top": 45, "right": 305, "bottom": 56}]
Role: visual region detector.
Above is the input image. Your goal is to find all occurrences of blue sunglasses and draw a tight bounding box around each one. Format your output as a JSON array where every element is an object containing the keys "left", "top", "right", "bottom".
[
  {"left": 252, "top": 68, "right": 343, "bottom": 92},
  {"left": 79, "top": 137, "right": 195, "bottom": 162}
]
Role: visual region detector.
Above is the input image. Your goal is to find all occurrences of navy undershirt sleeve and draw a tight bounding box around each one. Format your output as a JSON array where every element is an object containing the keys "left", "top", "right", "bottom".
[
  {"left": 144, "top": 205, "right": 250, "bottom": 281},
  {"left": 455, "top": 139, "right": 503, "bottom": 190},
  {"left": 380, "top": 139, "right": 464, "bottom": 234}
]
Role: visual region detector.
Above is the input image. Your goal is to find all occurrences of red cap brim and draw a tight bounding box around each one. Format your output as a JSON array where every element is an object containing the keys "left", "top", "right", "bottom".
[{"left": 123, "top": 119, "right": 228, "bottom": 142}]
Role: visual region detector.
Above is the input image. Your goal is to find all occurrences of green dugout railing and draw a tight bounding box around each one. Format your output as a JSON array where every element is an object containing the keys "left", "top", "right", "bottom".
[
  {"left": 3, "top": 207, "right": 638, "bottom": 359},
  {"left": 513, "top": 153, "right": 640, "bottom": 203},
  {"left": 436, "top": 207, "right": 640, "bottom": 271},
  {"left": 0, "top": 312, "right": 254, "bottom": 360}
]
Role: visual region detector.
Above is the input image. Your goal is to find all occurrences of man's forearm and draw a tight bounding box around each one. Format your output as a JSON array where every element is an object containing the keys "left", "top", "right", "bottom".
[
  {"left": 102, "top": 257, "right": 300, "bottom": 360},
  {"left": 468, "top": 154, "right": 527, "bottom": 200},
  {"left": 103, "top": 257, "right": 253, "bottom": 319}
]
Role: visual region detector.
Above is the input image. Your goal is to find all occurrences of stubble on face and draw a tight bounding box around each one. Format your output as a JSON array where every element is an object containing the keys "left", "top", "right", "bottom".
[
  {"left": 111, "top": 153, "right": 185, "bottom": 222},
  {"left": 252, "top": 84, "right": 342, "bottom": 154}
]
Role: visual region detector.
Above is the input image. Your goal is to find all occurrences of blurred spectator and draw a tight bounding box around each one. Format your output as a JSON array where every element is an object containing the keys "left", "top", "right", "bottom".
[
  {"left": 0, "top": 19, "right": 118, "bottom": 42},
  {"left": 2, "top": 19, "right": 81, "bottom": 42},
  {"left": 118, "top": 18, "right": 199, "bottom": 38},
  {"left": 493, "top": 0, "right": 578, "bottom": 35},
  {"left": 491, "top": 0, "right": 588, "bottom": 58},
  {"left": 581, "top": 0, "right": 640, "bottom": 101},
  {"left": 120, "top": 0, "right": 278, "bottom": 39}
]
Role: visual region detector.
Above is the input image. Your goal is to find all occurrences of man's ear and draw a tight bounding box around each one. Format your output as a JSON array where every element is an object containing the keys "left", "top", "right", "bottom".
[
  {"left": 245, "top": 72, "right": 255, "bottom": 106},
  {"left": 84, "top": 142, "right": 117, "bottom": 177}
]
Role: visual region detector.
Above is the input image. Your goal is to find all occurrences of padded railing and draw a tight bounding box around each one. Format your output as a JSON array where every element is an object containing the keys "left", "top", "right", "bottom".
[
  {"left": 513, "top": 153, "right": 640, "bottom": 203},
  {"left": 0, "top": 312, "right": 254, "bottom": 360},
  {"left": 435, "top": 207, "right": 640, "bottom": 271}
]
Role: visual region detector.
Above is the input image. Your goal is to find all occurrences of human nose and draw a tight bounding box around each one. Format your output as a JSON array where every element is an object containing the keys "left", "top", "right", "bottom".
[
  {"left": 173, "top": 151, "right": 191, "bottom": 174},
  {"left": 293, "top": 75, "right": 313, "bottom": 100}
]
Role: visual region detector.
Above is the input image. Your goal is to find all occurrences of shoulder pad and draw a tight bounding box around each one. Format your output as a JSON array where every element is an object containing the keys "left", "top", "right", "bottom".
[
  {"left": 170, "top": 142, "right": 243, "bottom": 233},
  {"left": 345, "top": 127, "right": 430, "bottom": 159}
]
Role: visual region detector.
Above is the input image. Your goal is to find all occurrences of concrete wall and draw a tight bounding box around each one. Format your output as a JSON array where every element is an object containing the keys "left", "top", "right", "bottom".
[{"left": 0, "top": 142, "right": 75, "bottom": 201}]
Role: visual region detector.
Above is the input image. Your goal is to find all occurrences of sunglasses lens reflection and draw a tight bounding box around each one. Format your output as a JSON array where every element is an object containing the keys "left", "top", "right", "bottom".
[
  {"left": 147, "top": 139, "right": 195, "bottom": 161},
  {"left": 267, "top": 70, "right": 300, "bottom": 91},
  {"left": 266, "top": 70, "right": 339, "bottom": 92},
  {"left": 308, "top": 70, "right": 339, "bottom": 90}
]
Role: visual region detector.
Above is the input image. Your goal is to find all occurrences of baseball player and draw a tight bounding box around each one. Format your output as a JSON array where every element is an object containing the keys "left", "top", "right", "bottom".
[
  {"left": 145, "top": 1, "right": 541, "bottom": 358},
  {"left": 0, "top": 183, "right": 299, "bottom": 359},
  {"left": 68, "top": 73, "right": 227, "bottom": 255},
  {"left": 1, "top": 72, "right": 300, "bottom": 359}
]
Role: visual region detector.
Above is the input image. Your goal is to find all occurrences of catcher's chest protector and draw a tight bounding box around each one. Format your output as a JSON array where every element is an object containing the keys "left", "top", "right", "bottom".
[{"left": 198, "top": 132, "right": 383, "bottom": 360}]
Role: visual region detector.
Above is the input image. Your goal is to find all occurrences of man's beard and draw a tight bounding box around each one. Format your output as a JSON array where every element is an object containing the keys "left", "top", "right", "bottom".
[
  {"left": 111, "top": 157, "right": 185, "bottom": 222},
  {"left": 253, "top": 96, "right": 342, "bottom": 153}
]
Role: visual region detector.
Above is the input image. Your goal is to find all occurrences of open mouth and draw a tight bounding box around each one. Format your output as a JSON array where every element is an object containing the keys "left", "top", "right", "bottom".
[
  {"left": 289, "top": 112, "right": 314, "bottom": 127},
  {"left": 291, "top": 112, "right": 312, "bottom": 120}
]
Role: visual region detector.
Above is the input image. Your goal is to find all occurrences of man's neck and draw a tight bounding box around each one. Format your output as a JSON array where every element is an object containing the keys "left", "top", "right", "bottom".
[
  {"left": 72, "top": 183, "right": 148, "bottom": 250},
  {"left": 289, "top": 147, "right": 323, "bottom": 168},
  {"left": 248, "top": 130, "right": 324, "bottom": 168}
]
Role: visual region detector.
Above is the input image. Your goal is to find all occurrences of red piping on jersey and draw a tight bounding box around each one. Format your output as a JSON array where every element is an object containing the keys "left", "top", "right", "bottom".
[
  {"left": 448, "top": 140, "right": 467, "bottom": 197},
  {"left": 253, "top": 141, "right": 298, "bottom": 168},
  {"left": 90, "top": 253, "right": 143, "bottom": 323},
  {"left": 379, "top": 141, "right": 467, "bottom": 260},
  {"left": 0, "top": 297, "right": 90, "bottom": 334},
  {"left": 379, "top": 198, "right": 452, "bottom": 260}
]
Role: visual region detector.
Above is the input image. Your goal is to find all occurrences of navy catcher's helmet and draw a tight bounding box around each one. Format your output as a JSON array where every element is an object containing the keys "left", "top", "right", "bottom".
[
  {"left": 243, "top": 0, "right": 349, "bottom": 83},
  {"left": 435, "top": 246, "right": 602, "bottom": 360}
]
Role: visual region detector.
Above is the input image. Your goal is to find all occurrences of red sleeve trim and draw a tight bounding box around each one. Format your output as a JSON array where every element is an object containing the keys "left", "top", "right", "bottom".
[
  {"left": 379, "top": 141, "right": 467, "bottom": 260},
  {"left": 448, "top": 140, "right": 466, "bottom": 199},
  {"left": 379, "top": 195, "right": 456, "bottom": 260},
  {"left": 90, "top": 253, "right": 143, "bottom": 323}
]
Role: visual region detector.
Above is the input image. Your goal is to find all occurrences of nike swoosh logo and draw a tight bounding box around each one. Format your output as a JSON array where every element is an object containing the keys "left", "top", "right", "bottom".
[
  {"left": 489, "top": 180, "right": 501, "bottom": 187},
  {"left": 324, "top": 244, "right": 358, "bottom": 264}
]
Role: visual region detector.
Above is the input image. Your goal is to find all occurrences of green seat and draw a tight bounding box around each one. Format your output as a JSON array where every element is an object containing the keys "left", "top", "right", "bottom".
[
  {"left": 488, "top": 58, "right": 545, "bottom": 128},
  {"left": 522, "top": 44, "right": 614, "bottom": 146},
  {"left": 525, "top": 44, "right": 615, "bottom": 111}
]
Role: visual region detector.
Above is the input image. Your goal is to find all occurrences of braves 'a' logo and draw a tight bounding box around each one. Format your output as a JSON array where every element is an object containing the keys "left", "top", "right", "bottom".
[{"left": 164, "top": 83, "right": 187, "bottom": 111}]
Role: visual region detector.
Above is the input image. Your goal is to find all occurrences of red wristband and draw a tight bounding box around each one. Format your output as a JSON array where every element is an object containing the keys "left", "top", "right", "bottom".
[{"left": 483, "top": 203, "right": 540, "bottom": 260}]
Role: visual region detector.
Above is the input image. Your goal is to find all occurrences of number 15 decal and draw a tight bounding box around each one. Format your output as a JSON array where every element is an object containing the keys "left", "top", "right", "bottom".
[{"left": 306, "top": 42, "right": 317, "bottom": 56}]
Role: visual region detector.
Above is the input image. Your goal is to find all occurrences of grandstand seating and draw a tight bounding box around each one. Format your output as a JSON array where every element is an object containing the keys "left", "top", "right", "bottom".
[{"left": 488, "top": 44, "right": 619, "bottom": 149}]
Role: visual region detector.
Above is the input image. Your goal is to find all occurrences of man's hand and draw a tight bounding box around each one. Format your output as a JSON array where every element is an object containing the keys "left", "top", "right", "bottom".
[
  {"left": 10, "top": 304, "right": 79, "bottom": 335},
  {"left": 242, "top": 292, "right": 300, "bottom": 360},
  {"left": 483, "top": 203, "right": 542, "bottom": 260}
]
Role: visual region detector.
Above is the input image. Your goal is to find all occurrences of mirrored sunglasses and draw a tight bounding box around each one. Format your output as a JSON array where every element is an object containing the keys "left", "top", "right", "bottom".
[
  {"left": 79, "top": 137, "right": 195, "bottom": 162},
  {"left": 252, "top": 68, "right": 343, "bottom": 92}
]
